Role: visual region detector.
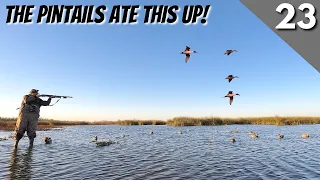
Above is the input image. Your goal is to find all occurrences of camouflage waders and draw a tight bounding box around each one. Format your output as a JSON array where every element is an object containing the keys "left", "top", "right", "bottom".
[{"left": 14, "top": 90, "right": 51, "bottom": 148}]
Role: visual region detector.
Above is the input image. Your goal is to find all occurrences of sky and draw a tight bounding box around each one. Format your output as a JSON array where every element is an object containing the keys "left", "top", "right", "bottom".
[{"left": 0, "top": 0, "right": 319, "bottom": 121}]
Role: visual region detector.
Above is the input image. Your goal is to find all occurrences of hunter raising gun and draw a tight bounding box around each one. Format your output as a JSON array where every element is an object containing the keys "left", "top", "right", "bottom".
[{"left": 14, "top": 89, "right": 72, "bottom": 149}]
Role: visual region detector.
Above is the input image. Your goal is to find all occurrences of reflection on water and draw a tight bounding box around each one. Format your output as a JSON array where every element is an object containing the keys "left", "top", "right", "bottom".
[
  {"left": 7, "top": 147, "right": 33, "bottom": 180},
  {"left": 0, "top": 125, "right": 319, "bottom": 180}
]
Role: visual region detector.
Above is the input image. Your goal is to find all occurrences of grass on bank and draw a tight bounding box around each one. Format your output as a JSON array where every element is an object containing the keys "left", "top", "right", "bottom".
[
  {"left": 1, "top": 116, "right": 320, "bottom": 130},
  {"left": 166, "top": 116, "right": 320, "bottom": 126},
  {"left": 0, "top": 117, "right": 117, "bottom": 131}
]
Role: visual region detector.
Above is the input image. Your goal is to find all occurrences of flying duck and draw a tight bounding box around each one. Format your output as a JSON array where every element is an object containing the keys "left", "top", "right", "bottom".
[
  {"left": 224, "top": 50, "right": 237, "bottom": 55},
  {"left": 181, "top": 46, "right": 197, "bottom": 63},
  {"left": 225, "top": 75, "right": 239, "bottom": 83},
  {"left": 224, "top": 91, "right": 240, "bottom": 105}
]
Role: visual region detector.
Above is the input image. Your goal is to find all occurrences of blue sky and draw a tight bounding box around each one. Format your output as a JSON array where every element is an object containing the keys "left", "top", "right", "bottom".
[{"left": 0, "top": 0, "right": 319, "bottom": 121}]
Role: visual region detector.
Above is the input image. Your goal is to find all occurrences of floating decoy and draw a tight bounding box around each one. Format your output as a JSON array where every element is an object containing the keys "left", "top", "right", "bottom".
[
  {"left": 277, "top": 134, "right": 284, "bottom": 139},
  {"left": 149, "top": 131, "right": 153, "bottom": 134},
  {"left": 224, "top": 50, "right": 237, "bottom": 55},
  {"left": 223, "top": 91, "right": 240, "bottom": 105},
  {"left": 43, "top": 137, "right": 52, "bottom": 144},
  {"left": 0, "top": 137, "right": 8, "bottom": 141},
  {"left": 180, "top": 46, "right": 197, "bottom": 63},
  {"left": 91, "top": 136, "right": 98, "bottom": 142},
  {"left": 96, "top": 141, "right": 110, "bottom": 147},
  {"left": 178, "top": 130, "right": 182, "bottom": 134},
  {"left": 301, "top": 133, "right": 309, "bottom": 138},
  {"left": 230, "top": 138, "right": 236, "bottom": 142},
  {"left": 251, "top": 133, "right": 258, "bottom": 138},
  {"left": 225, "top": 75, "right": 239, "bottom": 83}
]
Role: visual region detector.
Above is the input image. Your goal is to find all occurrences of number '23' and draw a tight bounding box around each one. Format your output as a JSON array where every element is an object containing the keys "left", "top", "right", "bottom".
[{"left": 275, "top": 3, "right": 317, "bottom": 30}]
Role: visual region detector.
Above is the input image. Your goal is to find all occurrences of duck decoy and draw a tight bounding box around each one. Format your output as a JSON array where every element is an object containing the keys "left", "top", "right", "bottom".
[
  {"left": 225, "top": 75, "right": 239, "bottom": 83},
  {"left": 251, "top": 133, "right": 258, "bottom": 138},
  {"left": 149, "top": 131, "right": 153, "bottom": 134},
  {"left": 178, "top": 130, "right": 182, "bottom": 134},
  {"left": 223, "top": 91, "right": 240, "bottom": 105},
  {"left": 43, "top": 137, "right": 52, "bottom": 144},
  {"left": 301, "top": 133, "right": 310, "bottom": 138},
  {"left": 96, "top": 141, "right": 110, "bottom": 147},
  {"left": 92, "top": 136, "right": 98, "bottom": 142},
  {"left": 181, "top": 46, "right": 197, "bottom": 63},
  {"left": 277, "top": 134, "right": 284, "bottom": 139},
  {"left": 0, "top": 137, "right": 8, "bottom": 141},
  {"left": 224, "top": 50, "right": 237, "bottom": 55},
  {"left": 230, "top": 138, "right": 236, "bottom": 142}
]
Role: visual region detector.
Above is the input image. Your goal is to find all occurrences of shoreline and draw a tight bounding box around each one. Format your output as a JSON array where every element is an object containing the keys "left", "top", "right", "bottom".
[
  {"left": 1, "top": 116, "right": 320, "bottom": 131},
  {"left": 0, "top": 125, "right": 65, "bottom": 132}
]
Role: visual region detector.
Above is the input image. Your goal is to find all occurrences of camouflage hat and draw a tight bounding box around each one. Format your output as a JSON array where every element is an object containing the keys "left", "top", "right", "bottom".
[{"left": 29, "top": 89, "right": 39, "bottom": 94}]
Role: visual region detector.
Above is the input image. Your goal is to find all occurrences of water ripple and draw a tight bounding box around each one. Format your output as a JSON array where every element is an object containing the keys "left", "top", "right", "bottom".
[{"left": 0, "top": 125, "right": 319, "bottom": 179}]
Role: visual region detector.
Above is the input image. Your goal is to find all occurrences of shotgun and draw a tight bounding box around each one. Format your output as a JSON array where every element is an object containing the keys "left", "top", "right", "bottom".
[
  {"left": 39, "top": 94, "right": 73, "bottom": 99},
  {"left": 16, "top": 94, "right": 73, "bottom": 110}
]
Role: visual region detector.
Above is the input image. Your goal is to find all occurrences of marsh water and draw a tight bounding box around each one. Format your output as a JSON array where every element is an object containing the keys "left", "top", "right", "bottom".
[{"left": 0, "top": 125, "right": 319, "bottom": 180}]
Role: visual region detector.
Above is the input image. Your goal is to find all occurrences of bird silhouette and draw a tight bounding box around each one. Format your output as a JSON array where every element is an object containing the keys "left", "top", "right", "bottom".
[{"left": 181, "top": 46, "right": 197, "bottom": 63}]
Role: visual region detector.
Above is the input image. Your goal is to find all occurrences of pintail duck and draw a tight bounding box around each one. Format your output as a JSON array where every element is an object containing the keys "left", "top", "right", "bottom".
[
  {"left": 181, "top": 46, "right": 197, "bottom": 63},
  {"left": 178, "top": 130, "right": 182, "bottom": 134},
  {"left": 230, "top": 138, "right": 236, "bottom": 142},
  {"left": 224, "top": 50, "right": 237, "bottom": 55},
  {"left": 277, "top": 134, "right": 284, "bottom": 139},
  {"left": 225, "top": 75, "right": 239, "bottom": 83},
  {"left": 43, "top": 137, "right": 52, "bottom": 144},
  {"left": 149, "top": 131, "right": 153, "bottom": 134},
  {"left": 224, "top": 91, "right": 240, "bottom": 105},
  {"left": 301, "top": 133, "right": 309, "bottom": 138}
]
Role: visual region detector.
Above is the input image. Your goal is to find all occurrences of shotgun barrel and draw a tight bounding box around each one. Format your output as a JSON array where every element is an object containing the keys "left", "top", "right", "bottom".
[{"left": 39, "top": 94, "right": 73, "bottom": 98}]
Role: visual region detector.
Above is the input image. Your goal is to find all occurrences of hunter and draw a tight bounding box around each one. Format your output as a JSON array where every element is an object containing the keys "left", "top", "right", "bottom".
[{"left": 14, "top": 89, "right": 53, "bottom": 148}]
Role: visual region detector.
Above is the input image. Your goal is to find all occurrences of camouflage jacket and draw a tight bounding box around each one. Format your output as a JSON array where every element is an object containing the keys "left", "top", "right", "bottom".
[{"left": 19, "top": 95, "right": 52, "bottom": 114}]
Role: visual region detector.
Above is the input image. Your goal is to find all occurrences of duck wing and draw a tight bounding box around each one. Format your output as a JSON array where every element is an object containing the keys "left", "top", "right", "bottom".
[{"left": 185, "top": 54, "right": 190, "bottom": 63}]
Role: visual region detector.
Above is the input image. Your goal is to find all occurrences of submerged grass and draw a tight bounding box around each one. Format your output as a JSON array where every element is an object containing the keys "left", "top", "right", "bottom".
[{"left": 1, "top": 116, "right": 320, "bottom": 130}]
